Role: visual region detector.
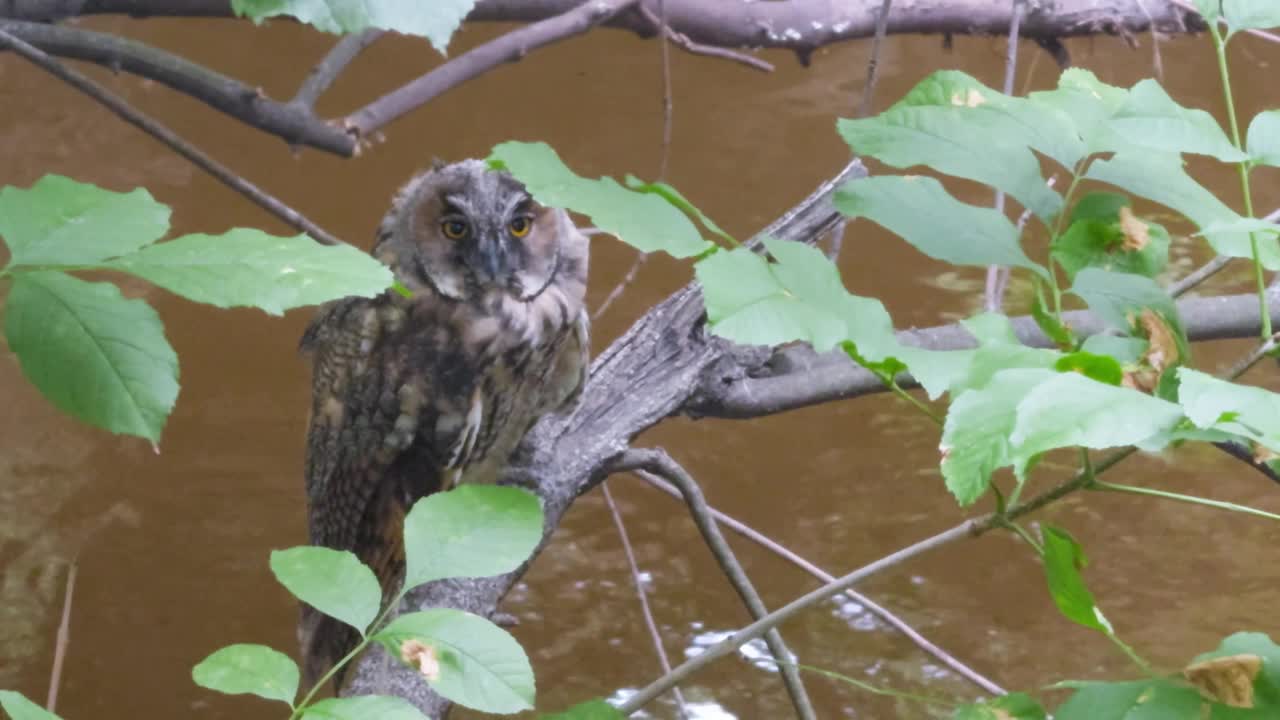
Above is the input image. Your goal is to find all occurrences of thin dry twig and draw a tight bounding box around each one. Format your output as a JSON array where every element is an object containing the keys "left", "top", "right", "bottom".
[
  {"left": 654, "top": 0, "right": 674, "bottom": 181},
  {"left": 601, "top": 482, "right": 690, "bottom": 717},
  {"left": 293, "top": 29, "right": 385, "bottom": 109},
  {"left": 635, "top": 3, "right": 774, "bottom": 72},
  {"left": 632, "top": 471, "right": 1007, "bottom": 696},
  {"left": 592, "top": 251, "right": 648, "bottom": 321},
  {"left": 46, "top": 562, "right": 77, "bottom": 713},
  {"left": 344, "top": 0, "right": 639, "bottom": 139},
  {"left": 0, "top": 28, "right": 349, "bottom": 247},
  {"left": 985, "top": 0, "right": 1024, "bottom": 314},
  {"left": 617, "top": 449, "right": 818, "bottom": 720},
  {"left": 857, "top": 0, "right": 895, "bottom": 118},
  {"left": 1132, "top": 0, "right": 1164, "bottom": 79}
]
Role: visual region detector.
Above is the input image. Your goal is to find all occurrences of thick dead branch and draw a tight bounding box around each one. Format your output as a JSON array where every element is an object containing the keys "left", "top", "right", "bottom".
[
  {"left": 615, "top": 449, "right": 817, "bottom": 720},
  {"left": 0, "top": 19, "right": 356, "bottom": 155},
  {"left": 342, "top": 0, "right": 639, "bottom": 139},
  {"left": 0, "top": 27, "right": 348, "bottom": 246}
]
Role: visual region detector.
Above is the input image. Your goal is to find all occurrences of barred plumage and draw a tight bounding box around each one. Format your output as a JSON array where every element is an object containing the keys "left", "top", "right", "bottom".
[{"left": 297, "top": 160, "right": 589, "bottom": 689}]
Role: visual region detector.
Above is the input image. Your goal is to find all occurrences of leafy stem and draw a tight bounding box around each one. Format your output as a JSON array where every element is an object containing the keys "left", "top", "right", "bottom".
[
  {"left": 1106, "top": 632, "right": 1156, "bottom": 677},
  {"left": 1090, "top": 479, "right": 1280, "bottom": 522},
  {"left": 1209, "top": 20, "right": 1271, "bottom": 339}
]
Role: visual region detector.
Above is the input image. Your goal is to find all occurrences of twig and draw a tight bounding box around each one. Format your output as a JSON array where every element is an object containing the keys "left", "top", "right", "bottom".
[
  {"left": 632, "top": 471, "right": 1007, "bottom": 696},
  {"left": 857, "top": 0, "right": 895, "bottom": 118},
  {"left": 601, "top": 482, "right": 690, "bottom": 717},
  {"left": 616, "top": 449, "right": 818, "bottom": 720},
  {"left": 46, "top": 562, "right": 77, "bottom": 713},
  {"left": 1170, "top": 0, "right": 1280, "bottom": 44},
  {"left": 293, "top": 29, "right": 384, "bottom": 109},
  {"left": 985, "top": 0, "right": 1024, "bottom": 313},
  {"left": 0, "top": 19, "right": 355, "bottom": 156},
  {"left": 592, "top": 251, "right": 648, "bottom": 321},
  {"left": 635, "top": 3, "right": 773, "bottom": 72},
  {"left": 344, "top": 0, "right": 640, "bottom": 139},
  {"left": 1132, "top": 0, "right": 1164, "bottom": 79},
  {"left": 0, "top": 28, "right": 349, "bottom": 247},
  {"left": 650, "top": 0, "right": 675, "bottom": 181},
  {"left": 1169, "top": 256, "right": 1232, "bottom": 297}
]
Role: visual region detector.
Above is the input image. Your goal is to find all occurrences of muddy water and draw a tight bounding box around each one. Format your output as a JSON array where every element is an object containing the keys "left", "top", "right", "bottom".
[{"left": 2, "top": 16, "right": 1279, "bottom": 720}]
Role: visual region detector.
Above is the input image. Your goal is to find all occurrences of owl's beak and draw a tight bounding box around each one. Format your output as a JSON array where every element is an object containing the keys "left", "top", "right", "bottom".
[{"left": 475, "top": 233, "right": 506, "bottom": 283}]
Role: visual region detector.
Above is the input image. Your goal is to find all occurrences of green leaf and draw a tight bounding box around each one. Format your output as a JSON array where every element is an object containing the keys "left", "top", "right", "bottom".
[
  {"left": 192, "top": 643, "right": 299, "bottom": 705},
  {"left": 1086, "top": 152, "right": 1280, "bottom": 269},
  {"left": 1109, "top": 80, "right": 1248, "bottom": 162},
  {"left": 954, "top": 693, "right": 1047, "bottom": 720},
  {"left": 1009, "top": 371, "right": 1184, "bottom": 475},
  {"left": 1041, "top": 526, "right": 1112, "bottom": 633},
  {"left": 230, "top": 0, "right": 476, "bottom": 53},
  {"left": 1052, "top": 197, "right": 1170, "bottom": 281},
  {"left": 1070, "top": 268, "right": 1180, "bottom": 333},
  {"left": 487, "top": 141, "right": 711, "bottom": 258},
  {"left": 1032, "top": 290, "right": 1076, "bottom": 348},
  {"left": 1081, "top": 335, "right": 1148, "bottom": 365},
  {"left": 1195, "top": 218, "right": 1280, "bottom": 239},
  {"left": 940, "top": 368, "right": 1055, "bottom": 506},
  {"left": 623, "top": 176, "right": 737, "bottom": 246},
  {"left": 105, "top": 229, "right": 393, "bottom": 315},
  {"left": 373, "top": 609, "right": 535, "bottom": 714},
  {"left": 1178, "top": 368, "right": 1280, "bottom": 455},
  {"left": 269, "top": 547, "right": 381, "bottom": 635},
  {"left": 837, "top": 73, "right": 1064, "bottom": 219},
  {"left": 1223, "top": 0, "right": 1280, "bottom": 32},
  {"left": 403, "top": 485, "right": 543, "bottom": 590},
  {"left": 1055, "top": 351, "right": 1124, "bottom": 386},
  {"left": 300, "top": 696, "right": 430, "bottom": 720},
  {"left": 835, "top": 175, "right": 1048, "bottom": 277},
  {"left": 948, "top": 313, "right": 1060, "bottom": 396},
  {"left": 1246, "top": 110, "right": 1280, "bottom": 167},
  {"left": 540, "top": 700, "right": 624, "bottom": 719},
  {"left": 1195, "top": 0, "right": 1222, "bottom": 22},
  {"left": 0, "top": 175, "right": 169, "bottom": 268},
  {"left": 0, "top": 691, "right": 63, "bottom": 720},
  {"left": 1055, "top": 679, "right": 1203, "bottom": 720},
  {"left": 5, "top": 271, "right": 178, "bottom": 443},
  {"left": 1190, "top": 632, "right": 1280, "bottom": 713},
  {"left": 1029, "top": 69, "right": 1129, "bottom": 156}
]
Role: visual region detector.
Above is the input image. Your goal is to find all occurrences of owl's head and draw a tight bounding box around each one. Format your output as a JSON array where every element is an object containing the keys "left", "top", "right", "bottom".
[{"left": 375, "top": 159, "right": 581, "bottom": 302}]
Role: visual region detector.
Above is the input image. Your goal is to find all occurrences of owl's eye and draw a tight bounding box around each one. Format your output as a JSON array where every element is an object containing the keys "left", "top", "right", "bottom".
[
  {"left": 441, "top": 219, "right": 469, "bottom": 240},
  {"left": 509, "top": 216, "right": 532, "bottom": 238}
]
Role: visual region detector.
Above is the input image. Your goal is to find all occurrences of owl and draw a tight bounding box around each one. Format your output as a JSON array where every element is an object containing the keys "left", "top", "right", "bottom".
[{"left": 296, "top": 159, "right": 590, "bottom": 689}]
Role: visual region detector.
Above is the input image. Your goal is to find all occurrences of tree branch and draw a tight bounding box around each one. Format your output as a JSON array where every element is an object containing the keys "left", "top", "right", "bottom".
[
  {"left": 292, "top": 28, "right": 383, "bottom": 109},
  {"left": 341, "top": 0, "right": 640, "bottom": 140},
  {"left": 0, "top": 19, "right": 356, "bottom": 155},
  {"left": 0, "top": 27, "right": 349, "bottom": 246},
  {"left": 615, "top": 449, "right": 818, "bottom": 720}
]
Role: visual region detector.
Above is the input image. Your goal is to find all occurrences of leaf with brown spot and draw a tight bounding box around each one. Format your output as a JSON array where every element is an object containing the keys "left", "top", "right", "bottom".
[
  {"left": 1138, "top": 309, "right": 1181, "bottom": 374},
  {"left": 1184, "top": 653, "right": 1262, "bottom": 708},
  {"left": 1118, "top": 206, "right": 1150, "bottom": 251}
]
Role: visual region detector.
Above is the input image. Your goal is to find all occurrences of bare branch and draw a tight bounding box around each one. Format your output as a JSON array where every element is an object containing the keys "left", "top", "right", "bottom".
[
  {"left": 0, "top": 27, "right": 349, "bottom": 246},
  {"left": 633, "top": 470, "right": 1007, "bottom": 696},
  {"left": 857, "top": 0, "right": 894, "bottom": 118},
  {"left": 0, "top": 19, "right": 356, "bottom": 155},
  {"left": 601, "top": 481, "right": 690, "bottom": 717},
  {"left": 343, "top": 0, "right": 640, "bottom": 139},
  {"left": 46, "top": 562, "right": 76, "bottom": 713},
  {"left": 592, "top": 251, "right": 648, "bottom": 321},
  {"left": 984, "top": 0, "right": 1024, "bottom": 313},
  {"left": 293, "top": 29, "right": 384, "bottom": 109},
  {"left": 635, "top": 2, "right": 773, "bottom": 72},
  {"left": 615, "top": 448, "right": 818, "bottom": 720}
]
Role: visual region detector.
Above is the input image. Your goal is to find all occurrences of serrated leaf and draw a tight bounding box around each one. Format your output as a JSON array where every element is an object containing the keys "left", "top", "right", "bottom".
[
  {"left": 1178, "top": 368, "right": 1280, "bottom": 455},
  {"left": 940, "top": 368, "right": 1055, "bottom": 506},
  {"left": 1070, "top": 268, "right": 1181, "bottom": 335},
  {"left": 541, "top": 699, "right": 625, "bottom": 719},
  {"left": 1055, "top": 679, "right": 1203, "bottom": 720},
  {"left": 1041, "top": 526, "right": 1111, "bottom": 633},
  {"left": 838, "top": 73, "right": 1063, "bottom": 219},
  {"left": 1110, "top": 80, "right": 1247, "bottom": 162},
  {"left": 835, "top": 175, "right": 1048, "bottom": 277},
  {"left": 192, "top": 643, "right": 299, "bottom": 705},
  {"left": 105, "top": 229, "right": 393, "bottom": 315},
  {"left": 0, "top": 691, "right": 63, "bottom": 720},
  {"left": 1246, "top": 110, "right": 1280, "bottom": 167},
  {"left": 1223, "top": 0, "right": 1280, "bottom": 33},
  {"left": 487, "top": 141, "right": 711, "bottom": 258},
  {"left": 0, "top": 175, "right": 169, "bottom": 267},
  {"left": 1009, "top": 371, "right": 1184, "bottom": 475},
  {"left": 373, "top": 609, "right": 534, "bottom": 714},
  {"left": 5, "top": 271, "right": 178, "bottom": 442},
  {"left": 269, "top": 547, "right": 381, "bottom": 635},
  {"left": 403, "top": 485, "right": 542, "bottom": 589},
  {"left": 230, "top": 0, "right": 476, "bottom": 53},
  {"left": 300, "top": 696, "right": 430, "bottom": 720},
  {"left": 1086, "top": 152, "right": 1280, "bottom": 268}
]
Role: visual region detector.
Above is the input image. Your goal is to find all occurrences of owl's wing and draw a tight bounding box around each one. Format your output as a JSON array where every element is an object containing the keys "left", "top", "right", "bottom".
[
  {"left": 550, "top": 308, "right": 590, "bottom": 411},
  {"left": 297, "top": 297, "right": 481, "bottom": 689}
]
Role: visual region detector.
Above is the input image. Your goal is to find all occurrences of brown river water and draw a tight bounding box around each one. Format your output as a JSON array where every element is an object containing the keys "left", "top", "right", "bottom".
[{"left": 2, "top": 15, "right": 1280, "bottom": 720}]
